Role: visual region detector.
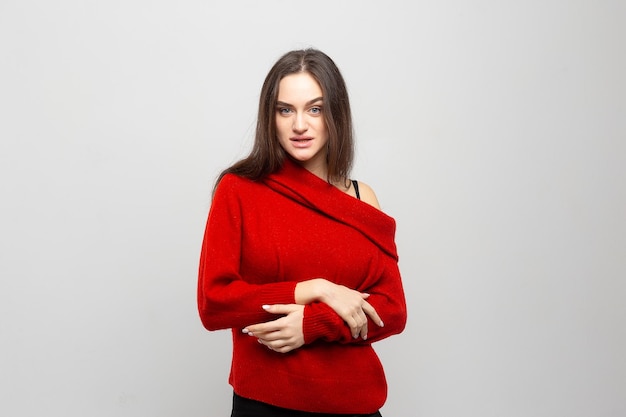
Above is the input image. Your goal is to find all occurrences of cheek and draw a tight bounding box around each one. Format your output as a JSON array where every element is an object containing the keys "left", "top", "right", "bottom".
[
  {"left": 316, "top": 118, "right": 328, "bottom": 136},
  {"left": 275, "top": 119, "right": 291, "bottom": 149},
  {"left": 275, "top": 117, "right": 290, "bottom": 137}
]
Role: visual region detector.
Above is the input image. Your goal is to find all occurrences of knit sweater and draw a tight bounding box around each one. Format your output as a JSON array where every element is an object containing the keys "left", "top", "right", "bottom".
[{"left": 197, "top": 158, "right": 407, "bottom": 414}]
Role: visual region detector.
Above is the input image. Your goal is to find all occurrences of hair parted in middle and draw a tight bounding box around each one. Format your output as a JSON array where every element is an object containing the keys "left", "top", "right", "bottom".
[{"left": 217, "top": 48, "right": 354, "bottom": 187}]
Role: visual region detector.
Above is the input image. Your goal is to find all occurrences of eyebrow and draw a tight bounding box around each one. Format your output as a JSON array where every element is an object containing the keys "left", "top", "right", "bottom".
[{"left": 276, "top": 97, "right": 323, "bottom": 107}]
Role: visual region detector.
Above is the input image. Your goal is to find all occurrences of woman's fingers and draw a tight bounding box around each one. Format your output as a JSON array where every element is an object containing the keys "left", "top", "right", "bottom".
[
  {"left": 358, "top": 316, "right": 368, "bottom": 340},
  {"left": 242, "top": 304, "right": 305, "bottom": 353},
  {"left": 320, "top": 283, "right": 384, "bottom": 340},
  {"left": 345, "top": 315, "right": 360, "bottom": 339},
  {"left": 256, "top": 330, "right": 301, "bottom": 353},
  {"left": 258, "top": 338, "right": 296, "bottom": 353},
  {"left": 363, "top": 301, "right": 384, "bottom": 328},
  {"left": 344, "top": 309, "right": 368, "bottom": 339},
  {"left": 345, "top": 301, "right": 384, "bottom": 340},
  {"left": 242, "top": 304, "right": 300, "bottom": 335},
  {"left": 243, "top": 322, "right": 278, "bottom": 336}
]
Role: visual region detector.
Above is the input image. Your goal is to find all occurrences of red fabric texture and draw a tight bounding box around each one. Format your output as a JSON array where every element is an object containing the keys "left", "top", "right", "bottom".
[{"left": 198, "top": 158, "right": 407, "bottom": 414}]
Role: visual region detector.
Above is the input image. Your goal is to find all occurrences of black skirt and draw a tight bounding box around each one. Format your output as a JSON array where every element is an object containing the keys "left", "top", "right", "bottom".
[{"left": 231, "top": 392, "right": 383, "bottom": 417}]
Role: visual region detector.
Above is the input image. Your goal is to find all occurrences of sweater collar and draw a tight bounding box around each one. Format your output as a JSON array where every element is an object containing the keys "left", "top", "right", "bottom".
[{"left": 263, "top": 158, "right": 398, "bottom": 260}]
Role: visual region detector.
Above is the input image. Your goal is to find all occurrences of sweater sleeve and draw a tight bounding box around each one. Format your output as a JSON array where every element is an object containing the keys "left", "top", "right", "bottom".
[
  {"left": 302, "top": 252, "right": 407, "bottom": 345},
  {"left": 197, "top": 175, "right": 297, "bottom": 331}
]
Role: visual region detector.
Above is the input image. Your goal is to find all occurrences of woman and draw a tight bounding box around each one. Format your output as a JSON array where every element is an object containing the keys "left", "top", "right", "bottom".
[{"left": 198, "top": 48, "right": 407, "bottom": 417}]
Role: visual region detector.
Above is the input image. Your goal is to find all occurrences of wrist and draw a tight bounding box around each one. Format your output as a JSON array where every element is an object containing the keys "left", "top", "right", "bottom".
[
  {"left": 315, "top": 279, "right": 334, "bottom": 304},
  {"left": 295, "top": 278, "right": 329, "bottom": 304}
]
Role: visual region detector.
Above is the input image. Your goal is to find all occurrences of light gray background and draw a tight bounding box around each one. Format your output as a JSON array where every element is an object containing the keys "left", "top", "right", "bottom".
[{"left": 1, "top": 1, "right": 624, "bottom": 416}]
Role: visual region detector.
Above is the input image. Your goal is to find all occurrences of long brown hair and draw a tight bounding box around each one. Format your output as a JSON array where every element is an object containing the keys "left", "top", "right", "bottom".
[{"left": 215, "top": 48, "right": 354, "bottom": 189}]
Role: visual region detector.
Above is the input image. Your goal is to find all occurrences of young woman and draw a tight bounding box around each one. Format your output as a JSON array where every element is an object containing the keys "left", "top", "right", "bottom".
[{"left": 198, "top": 48, "right": 407, "bottom": 417}]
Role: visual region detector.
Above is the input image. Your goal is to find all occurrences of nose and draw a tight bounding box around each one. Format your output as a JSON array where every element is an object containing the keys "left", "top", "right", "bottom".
[{"left": 292, "top": 113, "right": 307, "bottom": 133}]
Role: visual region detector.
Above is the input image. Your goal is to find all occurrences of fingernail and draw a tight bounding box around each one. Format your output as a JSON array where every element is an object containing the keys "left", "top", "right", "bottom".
[
  {"left": 262, "top": 305, "right": 270, "bottom": 310},
  {"left": 379, "top": 321, "right": 384, "bottom": 327},
  {"left": 363, "top": 335, "right": 368, "bottom": 340},
  {"left": 242, "top": 329, "right": 249, "bottom": 334}
]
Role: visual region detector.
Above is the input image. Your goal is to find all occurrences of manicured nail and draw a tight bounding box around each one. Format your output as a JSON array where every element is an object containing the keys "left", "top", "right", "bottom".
[
  {"left": 262, "top": 305, "right": 270, "bottom": 310},
  {"left": 242, "top": 328, "right": 249, "bottom": 334},
  {"left": 379, "top": 321, "right": 384, "bottom": 327}
]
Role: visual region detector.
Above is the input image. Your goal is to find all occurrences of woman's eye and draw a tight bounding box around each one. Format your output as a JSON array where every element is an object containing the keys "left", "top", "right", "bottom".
[
  {"left": 309, "top": 106, "right": 322, "bottom": 114},
  {"left": 278, "top": 108, "right": 292, "bottom": 115}
]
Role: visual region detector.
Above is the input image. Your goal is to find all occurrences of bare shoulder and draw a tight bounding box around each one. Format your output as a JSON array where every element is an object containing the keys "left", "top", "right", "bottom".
[{"left": 356, "top": 181, "right": 381, "bottom": 210}]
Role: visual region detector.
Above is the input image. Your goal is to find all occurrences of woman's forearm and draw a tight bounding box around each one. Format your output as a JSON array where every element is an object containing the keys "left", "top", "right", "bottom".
[{"left": 294, "top": 278, "right": 329, "bottom": 305}]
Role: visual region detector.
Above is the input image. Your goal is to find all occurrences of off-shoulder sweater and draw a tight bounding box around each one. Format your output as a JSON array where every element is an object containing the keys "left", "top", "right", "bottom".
[{"left": 197, "top": 158, "right": 407, "bottom": 414}]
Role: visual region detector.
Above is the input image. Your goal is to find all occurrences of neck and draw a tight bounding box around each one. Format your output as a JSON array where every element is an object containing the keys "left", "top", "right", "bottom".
[{"left": 298, "top": 158, "right": 328, "bottom": 182}]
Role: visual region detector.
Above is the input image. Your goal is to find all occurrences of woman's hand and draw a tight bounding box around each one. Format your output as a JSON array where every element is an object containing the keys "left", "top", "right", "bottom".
[
  {"left": 296, "top": 279, "right": 384, "bottom": 340},
  {"left": 242, "top": 304, "right": 305, "bottom": 353}
]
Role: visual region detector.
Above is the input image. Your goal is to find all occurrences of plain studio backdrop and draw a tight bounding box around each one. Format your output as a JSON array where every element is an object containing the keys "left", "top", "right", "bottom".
[{"left": 1, "top": 1, "right": 624, "bottom": 416}]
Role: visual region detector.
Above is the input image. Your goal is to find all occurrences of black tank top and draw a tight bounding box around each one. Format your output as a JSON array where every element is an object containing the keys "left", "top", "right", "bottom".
[{"left": 351, "top": 180, "right": 360, "bottom": 200}]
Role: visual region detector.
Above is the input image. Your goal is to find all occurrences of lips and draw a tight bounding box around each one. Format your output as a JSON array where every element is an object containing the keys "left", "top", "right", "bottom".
[{"left": 290, "top": 136, "right": 314, "bottom": 148}]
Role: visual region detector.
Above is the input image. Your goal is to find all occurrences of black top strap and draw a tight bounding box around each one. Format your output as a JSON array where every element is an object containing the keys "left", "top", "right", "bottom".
[{"left": 351, "top": 180, "right": 361, "bottom": 200}]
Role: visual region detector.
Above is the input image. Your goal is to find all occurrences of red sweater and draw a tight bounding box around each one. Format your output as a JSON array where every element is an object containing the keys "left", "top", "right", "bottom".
[{"left": 198, "top": 159, "right": 407, "bottom": 414}]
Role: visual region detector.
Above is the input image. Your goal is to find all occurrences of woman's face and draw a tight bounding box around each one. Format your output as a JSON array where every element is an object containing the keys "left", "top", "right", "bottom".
[{"left": 275, "top": 72, "right": 329, "bottom": 175}]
